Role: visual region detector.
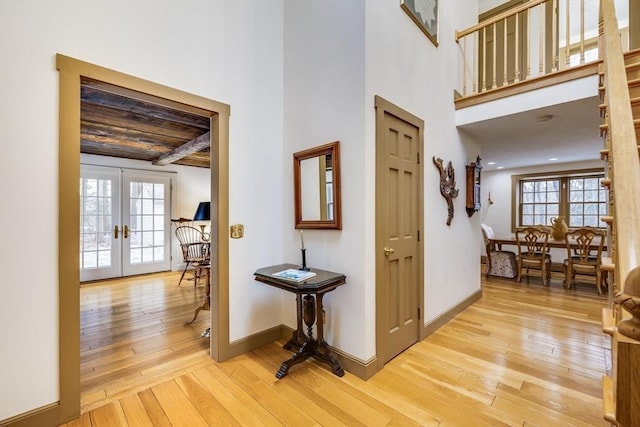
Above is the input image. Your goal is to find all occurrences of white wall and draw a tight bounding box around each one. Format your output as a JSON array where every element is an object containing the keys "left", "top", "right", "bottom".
[
  {"left": 283, "top": 0, "right": 367, "bottom": 360},
  {"left": 0, "top": 0, "right": 284, "bottom": 420},
  {"left": 222, "top": 2, "right": 285, "bottom": 342},
  {"left": 365, "top": 0, "right": 481, "bottom": 329},
  {"left": 281, "top": 0, "right": 482, "bottom": 364}
]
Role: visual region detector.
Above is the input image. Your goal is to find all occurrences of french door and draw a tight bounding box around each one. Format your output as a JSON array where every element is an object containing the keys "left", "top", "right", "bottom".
[{"left": 80, "top": 165, "right": 172, "bottom": 281}]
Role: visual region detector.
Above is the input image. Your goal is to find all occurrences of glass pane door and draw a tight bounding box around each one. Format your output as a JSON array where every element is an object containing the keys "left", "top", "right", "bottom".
[
  {"left": 80, "top": 165, "right": 122, "bottom": 281},
  {"left": 122, "top": 172, "right": 171, "bottom": 276},
  {"left": 80, "top": 166, "right": 173, "bottom": 281}
]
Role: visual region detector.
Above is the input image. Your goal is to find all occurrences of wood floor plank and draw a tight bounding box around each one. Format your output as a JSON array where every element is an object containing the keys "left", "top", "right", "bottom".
[
  {"left": 136, "top": 389, "right": 171, "bottom": 427},
  {"left": 216, "top": 358, "right": 319, "bottom": 425},
  {"left": 192, "top": 364, "right": 282, "bottom": 427},
  {"left": 119, "top": 394, "right": 154, "bottom": 427},
  {"left": 174, "top": 373, "right": 240, "bottom": 426},
  {"left": 238, "top": 351, "right": 364, "bottom": 426},
  {"left": 70, "top": 271, "right": 609, "bottom": 427},
  {"left": 150, "top": 380, "right": 208, "bottom": 427},
  {"left": 88, "top": 402, "right": 127, "bottom": 427},
  {"left": 60, "top": 412, "right": 92, "bottom": 427}
]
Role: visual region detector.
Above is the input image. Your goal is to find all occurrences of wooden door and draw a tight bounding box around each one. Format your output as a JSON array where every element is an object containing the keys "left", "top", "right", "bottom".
[{"left": 375, "top": 96, "right": 424, "bottom": 366}]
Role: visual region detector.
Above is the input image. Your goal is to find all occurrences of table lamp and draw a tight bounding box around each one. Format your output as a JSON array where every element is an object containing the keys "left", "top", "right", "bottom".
[{"left": 193, "top": 202, "right": 211, "bottom": 238}]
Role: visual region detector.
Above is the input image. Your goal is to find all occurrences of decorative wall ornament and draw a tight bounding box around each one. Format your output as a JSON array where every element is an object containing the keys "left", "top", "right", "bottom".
[
  {"left": 401, "top": 0, "right": 439, "bottom": 47},
  {"left": 465, "top": 156, "right": 482, "bottom": 217},
  {"left": 433, "top": 157, "right": 459, "bottom": 226}
]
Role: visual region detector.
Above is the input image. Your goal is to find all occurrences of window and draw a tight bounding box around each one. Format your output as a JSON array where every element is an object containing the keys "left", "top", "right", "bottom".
[
  {"left": 516, "top": 171, "right": 606, "bottom": 229},
  {"left": 520, "top": 179, "right": 560, "bottom": 227},
  {"left": 567, "top": 176, "right": 607, "bottom": 227}
]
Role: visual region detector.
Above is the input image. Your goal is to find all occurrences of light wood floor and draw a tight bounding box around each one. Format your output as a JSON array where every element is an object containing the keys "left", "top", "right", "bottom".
[{"left": 64, "top": 270, "right": 610, "bottom": 426}]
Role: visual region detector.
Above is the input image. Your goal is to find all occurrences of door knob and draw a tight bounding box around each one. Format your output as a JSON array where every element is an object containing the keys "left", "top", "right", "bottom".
[
  {"left": 124, "top": 225, "right": 129, "bottom": 239},
  {"left": 114, "top": 225, "right": 119, "bottom": 239},
  {"left": 384, "top": 247, "right": 395, "bottom": 256}
]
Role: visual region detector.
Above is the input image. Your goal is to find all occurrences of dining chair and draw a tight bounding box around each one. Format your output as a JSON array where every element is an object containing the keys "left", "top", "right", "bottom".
[
  {"left": 515, "top": 226, "right": 552, "bottom": 286},
  {"left": 563, "top": 227, "right": 606, "bottom": 294},
  {"left": 481, "top": 224, "right": 517, "bottom": 278},
  {"left": 175, "top": 226, "right": 210, "bottom": 287}
]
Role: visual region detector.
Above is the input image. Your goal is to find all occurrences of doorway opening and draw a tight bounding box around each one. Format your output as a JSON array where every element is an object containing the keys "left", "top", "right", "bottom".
[{"left": 57, "top": 54, "right": 230, "bottom": 422}]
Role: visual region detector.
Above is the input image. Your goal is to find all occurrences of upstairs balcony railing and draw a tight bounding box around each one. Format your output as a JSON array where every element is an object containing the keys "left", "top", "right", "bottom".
[{"left": 455, "top": 0, "right": 631, "bottom": 105}]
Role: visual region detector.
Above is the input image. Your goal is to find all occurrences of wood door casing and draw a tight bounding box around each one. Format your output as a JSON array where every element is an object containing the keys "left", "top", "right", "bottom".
[
  {"left": 375, "top": 95, "right": 424, "bottom": 367},
  {"left": 57, "top": 54, "right": 231, "bottom": 423}
]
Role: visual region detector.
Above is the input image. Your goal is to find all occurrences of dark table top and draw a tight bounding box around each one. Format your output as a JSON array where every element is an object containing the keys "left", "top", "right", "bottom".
[{"left": 254, "top": 263, "right": 346, "bottom": 294}]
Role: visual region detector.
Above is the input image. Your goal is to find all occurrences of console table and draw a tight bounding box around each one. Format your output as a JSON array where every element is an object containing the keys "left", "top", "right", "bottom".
[{"left": 254, "top": 263, "right": 346, "bottom": 379}]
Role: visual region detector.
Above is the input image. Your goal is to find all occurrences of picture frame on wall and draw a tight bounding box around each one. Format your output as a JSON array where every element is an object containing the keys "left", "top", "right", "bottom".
[{"left": 401, "top": 0, "right": 438, "bottom": 47}]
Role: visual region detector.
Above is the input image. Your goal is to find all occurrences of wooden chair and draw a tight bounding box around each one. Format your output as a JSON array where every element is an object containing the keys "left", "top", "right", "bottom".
[
  {"left": 515, "top": 226, "right": 552, "bottom": 286},
  {"left": 175, "top": 226, "right": 210, "bottom": 287},
  {"left": 481, "top": 224, "right": 517, "bottom": 278},
  {"left": 563, "top": 227, "right": 605, "bottom": 294}
]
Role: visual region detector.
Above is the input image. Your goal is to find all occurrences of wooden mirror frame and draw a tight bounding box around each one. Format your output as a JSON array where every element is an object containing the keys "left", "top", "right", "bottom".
[{"left": 294, "top": 141, "right": 342, "bottom": 230}]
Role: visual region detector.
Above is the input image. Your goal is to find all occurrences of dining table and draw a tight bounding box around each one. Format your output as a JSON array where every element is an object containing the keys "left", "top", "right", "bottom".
[
  {"left": 490, "top": 235, "right": 607, "bottom": 251},
  {"left": 490, "top": 234, "right": 609, "bottom": 288}
]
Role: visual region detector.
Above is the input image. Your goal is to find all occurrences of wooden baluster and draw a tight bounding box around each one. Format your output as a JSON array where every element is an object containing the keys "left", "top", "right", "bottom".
[
  {"left": 515, "top": 12, "right": 520, "bottom": 82},
  {"left": 461, "top": 34, "right": 467, "bottom": 96},
  {"left": 565, "top": 0, "right": 571, "bottom": 68},
  {"left": 527, "top": 6, "right": 531, "bottom": 79},
  {"left": 552, "top": 0, "right": 558, "bottom": 72},
  {"left": 503, "top": 17, "right": 508, "bottom": 86},
  {"left": 473, "top": 31, "right": 478, "bottom": 93},
  {"left": 482, "top": 26, "right": 487, "bottom": 92},
  {"left": 580, "top": 0, "right": 585, "bottom": 64},
  {"left": 539, "top": 3, "right": 544, "bottom": 74},
  {"left": 492, "top": 22, "right": 497, "bottom": 89}
]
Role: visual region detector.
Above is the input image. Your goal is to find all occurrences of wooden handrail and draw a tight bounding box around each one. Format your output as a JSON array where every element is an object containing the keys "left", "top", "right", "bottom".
[
  {"left": 601, "top": 0, "right": 640, "bottom": 292},
  {"left": 456, "top": 0, "right": 547, "bottom": 40}
]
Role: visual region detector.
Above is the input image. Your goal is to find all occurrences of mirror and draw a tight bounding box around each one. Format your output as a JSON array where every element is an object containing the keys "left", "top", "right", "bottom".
[{"left": 294, "top": 141, "right": 342, "bottom": 229}]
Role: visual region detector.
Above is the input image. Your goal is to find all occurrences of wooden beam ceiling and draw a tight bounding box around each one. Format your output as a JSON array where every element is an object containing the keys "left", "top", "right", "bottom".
[{"left": 79, "top": 78, "right": 211, "bottom": 168}]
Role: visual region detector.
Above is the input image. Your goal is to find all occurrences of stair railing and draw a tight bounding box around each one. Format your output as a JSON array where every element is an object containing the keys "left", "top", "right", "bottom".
[
  {"left": 455, "top": 0, "right": 622, "bottom": 99},
  {"left": 601, "top": 0, "right": 640, "bottom": 314}
]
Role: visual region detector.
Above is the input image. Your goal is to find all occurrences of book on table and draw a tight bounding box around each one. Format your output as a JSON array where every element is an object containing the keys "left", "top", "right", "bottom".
[{"left": 272, "top": 268, "right": 316, "bottom": 282}]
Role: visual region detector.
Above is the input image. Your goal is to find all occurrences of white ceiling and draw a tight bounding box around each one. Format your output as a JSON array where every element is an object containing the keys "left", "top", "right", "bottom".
[{"left": 457, "top": 96, "right": 604, "bottom": 170}]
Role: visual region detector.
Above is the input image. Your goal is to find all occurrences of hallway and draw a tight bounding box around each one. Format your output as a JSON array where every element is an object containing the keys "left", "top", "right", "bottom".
[{"left": 70, "top": 272, "right": 608, "bottom": 426}]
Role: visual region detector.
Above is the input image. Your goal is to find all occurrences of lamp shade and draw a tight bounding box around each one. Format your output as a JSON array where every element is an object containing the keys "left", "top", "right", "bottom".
[{"left": 193, "top": 202, "right": 211, "bottom": 221}]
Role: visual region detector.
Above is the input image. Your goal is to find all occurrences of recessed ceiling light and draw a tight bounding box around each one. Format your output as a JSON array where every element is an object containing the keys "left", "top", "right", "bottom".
[
  {"left": 549, "top": 157, "right": 558, "bottom": 161},
  {"left": 497, "top": 166, "right": 504, "bottom": 170},
  {"left": 487, "top": 162, "right": 496, "bottom": 165}
]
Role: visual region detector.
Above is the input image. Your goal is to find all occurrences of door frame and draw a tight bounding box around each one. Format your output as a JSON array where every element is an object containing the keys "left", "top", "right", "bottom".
[
  {"left": 57, "top": 54, "right": 231, "bottom": 423},
  {"left": 374, "top": 95, "right": 425, "bottom": 371}
]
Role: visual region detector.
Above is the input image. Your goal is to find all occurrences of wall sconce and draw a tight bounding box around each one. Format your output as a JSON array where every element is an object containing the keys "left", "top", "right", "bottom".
[
  {"left": 193, "top": 201, "right": 211, "bottom": 239},
  {"left": 488, "top": 192, "right": 494, "bottom": 205}
]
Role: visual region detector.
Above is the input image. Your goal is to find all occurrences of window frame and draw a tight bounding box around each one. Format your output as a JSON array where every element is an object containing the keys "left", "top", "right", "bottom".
[{"left": 511, "top": 168, "right": 606, "bottom": 232}]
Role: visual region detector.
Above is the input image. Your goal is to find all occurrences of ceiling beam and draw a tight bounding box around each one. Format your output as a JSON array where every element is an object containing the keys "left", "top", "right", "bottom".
[
  {"left": 152, "top": 131, "right": 210, "bottom": 166},
  {"left": 81, "top": 86, "right": 211, "bottom": 130},
  {"left": 81, "top": 77, "right": 215, "bottom": 120}
]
